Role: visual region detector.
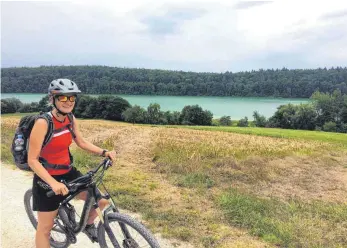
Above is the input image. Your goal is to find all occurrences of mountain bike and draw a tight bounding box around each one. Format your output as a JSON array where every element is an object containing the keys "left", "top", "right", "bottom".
[{"left": 24, "top": 158, "right": 161, "bottom": 248}]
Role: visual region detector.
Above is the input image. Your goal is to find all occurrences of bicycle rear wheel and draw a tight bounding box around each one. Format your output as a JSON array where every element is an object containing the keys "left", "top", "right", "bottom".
[
  {"left": 24, "top": 189, "right": 70, "bottom": 248},
  {"left": 97, "top": 212, "right": 160, "bottom": 248}
]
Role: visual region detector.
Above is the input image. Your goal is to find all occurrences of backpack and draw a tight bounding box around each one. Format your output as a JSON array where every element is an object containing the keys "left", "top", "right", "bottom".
[{"left": 11, "top": 111, "right": 75, "bottom": 171}]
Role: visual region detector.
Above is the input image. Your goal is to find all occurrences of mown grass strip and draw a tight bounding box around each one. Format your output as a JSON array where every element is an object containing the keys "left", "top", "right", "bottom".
[
  {"left": 218, "top": 188, "right": 347, "bottom": 247},
  {"left": 164, "top": 125, "right": 347, "bottom": 148}
]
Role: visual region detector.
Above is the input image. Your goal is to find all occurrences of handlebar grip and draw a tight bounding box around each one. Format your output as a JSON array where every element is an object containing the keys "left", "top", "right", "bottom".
[
  {"left": 106, "top": 159, "right": 113, "bottom": 167},
  {"left": 46, "top": 190, "right": 55, "bottom": 197}
]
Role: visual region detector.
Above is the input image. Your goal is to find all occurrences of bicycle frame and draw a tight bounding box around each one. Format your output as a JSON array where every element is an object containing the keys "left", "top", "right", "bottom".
[
  {"left": 53, "top": 159, "right": 133, "bottom": 246},
  {"left": 60, "top": 184, "right": 102, "bottom": 234}
]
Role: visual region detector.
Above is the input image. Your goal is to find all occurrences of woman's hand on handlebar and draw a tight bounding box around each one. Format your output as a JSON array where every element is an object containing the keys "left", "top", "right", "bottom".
[
  {"left": 50, "top": 180, "right": 69, "bottom": 196},
  {"left": 104, "top": 150, "right": 116, "bottom": 164}
]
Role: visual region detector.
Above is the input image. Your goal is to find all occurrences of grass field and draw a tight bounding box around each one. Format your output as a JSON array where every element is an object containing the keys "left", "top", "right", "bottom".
[
  {"left": 165, "top": 125, "right": 347, "bottom": 147},
  {"left": 2, "top": 114, "right": 347, "bottom": 247}
]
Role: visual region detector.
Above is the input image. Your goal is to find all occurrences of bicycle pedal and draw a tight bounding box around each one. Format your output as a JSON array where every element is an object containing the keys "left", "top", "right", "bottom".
[
  {"left": 68, "top": 234, "right": 77, "bottom": 244},
  {"left": 84, "top": 233, "right": 99, "bottom": 243},
  {"left": 83, "top": 228, "right": 99, "bottom": 243}
]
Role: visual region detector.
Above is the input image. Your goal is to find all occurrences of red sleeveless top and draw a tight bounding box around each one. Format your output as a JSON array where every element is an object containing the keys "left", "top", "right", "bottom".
[{"left": 40, "top": 115, "right": 73, "bottom": 175}]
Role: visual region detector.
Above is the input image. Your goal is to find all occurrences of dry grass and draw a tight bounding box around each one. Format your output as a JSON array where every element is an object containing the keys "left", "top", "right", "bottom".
[
  {"left": 152, "top": 128, "right": 347, "bottom": 202},
  {"left": 2, "top": 116, "right": 347, "bottom": 247},
  {"left": 152, "top": 128, "right": 347, "bottom": 247}
]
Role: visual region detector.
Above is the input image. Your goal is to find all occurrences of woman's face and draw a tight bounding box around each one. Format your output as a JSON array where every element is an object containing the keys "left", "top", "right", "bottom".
[{"left": 54, "top": 94, "right": 76, "bottom": 113}]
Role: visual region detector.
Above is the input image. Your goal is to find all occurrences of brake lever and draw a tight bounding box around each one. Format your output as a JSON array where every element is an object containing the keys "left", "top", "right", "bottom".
[
  {"left": 60, "top": 179, "right": 68, "bottom": 185},
  {"left": 68, "top": 183, "right": 78, "bottom": 192},
  {"left": 68, "top": 182, "right": 86, "bottom": 192},
  {"left": 105, "top": 159, "right": 113, "bottom": 168}
]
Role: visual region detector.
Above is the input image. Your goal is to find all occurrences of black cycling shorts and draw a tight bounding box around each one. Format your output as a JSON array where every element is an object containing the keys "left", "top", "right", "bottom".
[{"left": 32, "top": 167, "right": 83, "bottom": 212}]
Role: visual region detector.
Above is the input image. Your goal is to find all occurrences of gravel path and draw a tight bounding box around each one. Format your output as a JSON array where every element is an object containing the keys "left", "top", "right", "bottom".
[{"left": 0, "top": 164, "right": 193, "bottom": 248}]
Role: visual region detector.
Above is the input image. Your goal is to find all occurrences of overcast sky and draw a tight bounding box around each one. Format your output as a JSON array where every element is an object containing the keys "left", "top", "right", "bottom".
[{"left": 1, "top": 0, "right": 347, "bottom": 72}]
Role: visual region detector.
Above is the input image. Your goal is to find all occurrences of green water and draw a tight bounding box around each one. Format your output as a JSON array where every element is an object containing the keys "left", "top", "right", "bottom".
[{"left": 1, "top": 93, "right": 310, "bottom": 119}]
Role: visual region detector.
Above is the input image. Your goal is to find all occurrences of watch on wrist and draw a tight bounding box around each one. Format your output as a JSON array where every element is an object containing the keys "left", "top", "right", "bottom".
[{"left": 101, "top": 149, "right": 108, "bottom": 157}]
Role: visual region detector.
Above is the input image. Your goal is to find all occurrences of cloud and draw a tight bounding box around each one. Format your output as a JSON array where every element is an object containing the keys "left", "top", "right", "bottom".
[
  {"left": 1, "top": 0, "right": 347, "bottom": 72},
  {"left": 320, "top": 9, "right": 347, "bottom": 20},
  {"left": 233, "top": 1, "right": 272, "bottom": 10},
  {"left": 140, "top": 6, "right": 206, "bottom": 36}
]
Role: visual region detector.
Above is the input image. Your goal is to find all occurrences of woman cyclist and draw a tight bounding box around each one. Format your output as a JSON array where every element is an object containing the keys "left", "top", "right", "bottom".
[{"left": 28, "top": 79, "right": 116, "bottom": 248}]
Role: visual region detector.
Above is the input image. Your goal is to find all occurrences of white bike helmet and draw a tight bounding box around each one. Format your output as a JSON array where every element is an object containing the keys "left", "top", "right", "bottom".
[{"left": 48, "top": 79, "right": 81, "bottom": 95}]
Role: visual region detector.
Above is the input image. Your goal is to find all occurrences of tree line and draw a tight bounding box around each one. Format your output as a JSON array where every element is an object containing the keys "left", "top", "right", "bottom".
[
  {"left": 1, "top": 66, "right": 347, "bottom": 97},
  {"left": 2, "top": 90, "right": 347, "bottom": 133},
  {"left": 253, "top": 90, "right": 347, "bottom": 133},
  {"left": 1, "top": 95, "right": 214, "bottom": 126}
]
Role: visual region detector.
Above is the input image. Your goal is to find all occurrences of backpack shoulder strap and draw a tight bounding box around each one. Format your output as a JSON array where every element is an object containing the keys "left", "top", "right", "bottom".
[
  {"left": 67, "top": 113, "right": 74, "bottom": 126},
  {"left": 66, "top": 113, "right": 76, "bottom": 139},
  {"left": 37, "top": 112, "right": 54, "bottom": 147}
]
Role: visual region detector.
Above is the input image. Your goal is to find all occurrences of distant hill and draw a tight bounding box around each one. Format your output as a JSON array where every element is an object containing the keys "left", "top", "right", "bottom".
[{"left": 1, "top": 65, "right": 347, "bottom": 97}]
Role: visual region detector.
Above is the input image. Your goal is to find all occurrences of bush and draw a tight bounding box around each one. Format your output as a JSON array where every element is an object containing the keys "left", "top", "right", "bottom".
[
  {"left": 237, "top": 117, "right": 249, "bottom": 127},
  {"left": 18, "top": 102, "right": 39, "bottom": 113},
  {"left": 74, "top": 95, "right": 96, "bottom": 118},
  {"left": 219, "top": 116, "right": 232, "bottom": 126},
  {"left": 83, "top": 98, "right": 99, "bottom": 119},
  {"left": 338, "top": 123, "right": 347, "bottom": 133},
  {"left": 180, "top": 105, "right": 213, "bottom": 126},
  {"left": 323, "top": 121, "right": 337, "bottom": 132},
  {"left": 1, "top": 100, "right": 11, "bottom": 113},
  {"left": 293, "top": 104, "right": 317, "bottom": 130},
  {"left": 95, "top": 95, "right": 131, "bottom": 121},
  {"left": 74, "top": 95, "right": 131, "bottom": 120},
  {"left": 164, "top": 111, "right": 181, "bottom": 125},
  {"left": 38, "top": 95, "right": 50, "bottom": 112},
  {"left": 253, "top": 111, "right": 267, "bottom": 127},
  {"left": 147, "top": 103, "right": 162, "bottom": 124},
  {"left": 267, "top": 104, "right": 297, "bottom": 129},
  {"left": 1, "top": 98, "right": 23, "bottom": 113},
  {"left": 311, "top": 90, "right": 346, "bottom": 127},
  {"left": 74, "top": 95, "right": 130, "bottom": 120},
  {"left": 122, "top": 105, "right": 147, "bottom": 124}
]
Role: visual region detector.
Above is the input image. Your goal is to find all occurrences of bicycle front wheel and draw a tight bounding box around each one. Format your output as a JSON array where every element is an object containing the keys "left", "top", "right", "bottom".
[{"left": 97, "top": 212, "right": 160, "bottom": 248}]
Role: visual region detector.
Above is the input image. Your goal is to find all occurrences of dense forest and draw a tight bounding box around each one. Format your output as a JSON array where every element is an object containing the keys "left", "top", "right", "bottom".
[{"left": 2, "top": 66, "right": 347, "bottom": 97}]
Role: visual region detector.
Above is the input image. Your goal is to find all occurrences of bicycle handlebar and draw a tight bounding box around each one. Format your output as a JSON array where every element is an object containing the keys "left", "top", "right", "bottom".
[
  {"left": 46, "top": 189, "right": 56, "bottom": 198},
  {"left": 46, "top": 158, "right": 112, "bottom": 198}
]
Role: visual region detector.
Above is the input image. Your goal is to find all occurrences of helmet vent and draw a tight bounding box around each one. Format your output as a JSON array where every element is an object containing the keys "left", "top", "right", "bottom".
[{"left": 59, "top": 81, "right": 64, "bottom": 86}]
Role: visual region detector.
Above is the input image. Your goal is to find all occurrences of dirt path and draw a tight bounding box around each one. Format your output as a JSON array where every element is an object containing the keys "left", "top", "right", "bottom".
[{"left": 0, "top": 164, "right": 193, "bottom": 248}]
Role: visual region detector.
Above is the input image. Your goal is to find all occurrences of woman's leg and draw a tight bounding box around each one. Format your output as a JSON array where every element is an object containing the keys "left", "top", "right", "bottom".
[
  {"left": 36, "top": 210, "right": 59, "bottom": 248},
  {"left": 77, "top": 191, "right": 109, "bottom": 224},
  {"left": 76, "top": 191, "right": 109, "bottom": 241}
]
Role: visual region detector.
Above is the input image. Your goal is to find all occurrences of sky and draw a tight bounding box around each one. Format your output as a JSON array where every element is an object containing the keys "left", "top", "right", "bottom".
[{"left": 1, "top": 0, "right": 347, "bottom": 72}]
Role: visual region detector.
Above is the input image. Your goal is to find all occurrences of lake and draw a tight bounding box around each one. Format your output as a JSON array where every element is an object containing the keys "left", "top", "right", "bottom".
[{"left": 1, "top": 93, "right": 310, "bottom": 119}]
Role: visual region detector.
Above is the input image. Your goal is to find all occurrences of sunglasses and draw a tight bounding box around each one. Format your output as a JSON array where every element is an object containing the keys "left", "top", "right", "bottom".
[{"left": 55, "top": 95, "right": 77, "bottom": 102}]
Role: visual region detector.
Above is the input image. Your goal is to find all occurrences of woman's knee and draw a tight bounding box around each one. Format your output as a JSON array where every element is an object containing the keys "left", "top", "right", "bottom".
[
  {"left": 37, "top": 211, "right": 57, "bottom": 235},
  {"left": 37, "top": 228, "right": 51, "bottom": 237},
  {"left": 100, "top": 198, "right": 109, "bottom": 208},
  {"left": 37, "top": 222, "right": 54, "bottom": 237}
]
